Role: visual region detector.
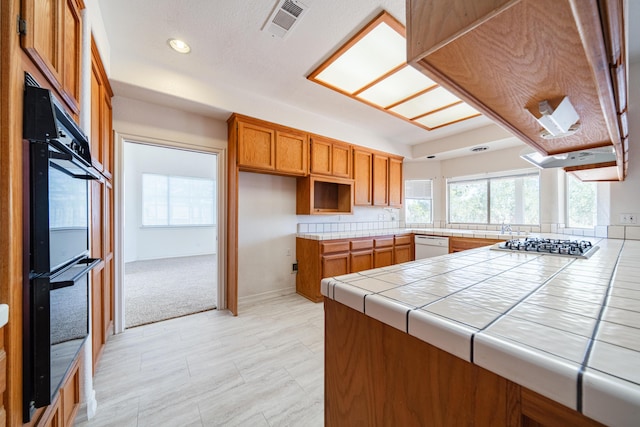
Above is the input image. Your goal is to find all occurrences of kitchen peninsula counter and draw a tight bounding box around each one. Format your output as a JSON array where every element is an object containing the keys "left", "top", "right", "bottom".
[{"left": 321, "top": 238, "right": 640, "bottom": 426}]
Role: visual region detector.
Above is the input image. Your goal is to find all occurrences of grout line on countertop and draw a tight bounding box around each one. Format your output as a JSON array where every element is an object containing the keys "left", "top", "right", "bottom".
[
  {"left": 576, "top": 239, "right": 625, "bottom": 413},
  {"left": 468, "top": 256, "right": 580, "bottom": 363}
]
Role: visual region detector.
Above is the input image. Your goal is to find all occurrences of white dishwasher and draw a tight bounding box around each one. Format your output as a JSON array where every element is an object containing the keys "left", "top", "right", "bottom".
[{"left": 414, "top": 235, "right": 449, "bottom": 259}]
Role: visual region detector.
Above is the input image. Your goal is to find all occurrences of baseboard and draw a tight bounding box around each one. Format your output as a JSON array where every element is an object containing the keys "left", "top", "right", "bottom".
[{"left": 238, "top": 286, "right": 296, "bottom": 306}]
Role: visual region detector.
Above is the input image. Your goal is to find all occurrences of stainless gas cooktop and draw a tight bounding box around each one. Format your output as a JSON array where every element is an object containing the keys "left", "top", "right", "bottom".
[{"left": 491, "top": 237, "right": 599, "bottom": 259}]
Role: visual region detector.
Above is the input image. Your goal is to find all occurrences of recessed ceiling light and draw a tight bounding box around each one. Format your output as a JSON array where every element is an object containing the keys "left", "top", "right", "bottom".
[
  {"left": 168, "top": 38, "right": 191, "bottom": 54},
  {"left": 471, "top": 146, "right": 489, "bottom": 152}
]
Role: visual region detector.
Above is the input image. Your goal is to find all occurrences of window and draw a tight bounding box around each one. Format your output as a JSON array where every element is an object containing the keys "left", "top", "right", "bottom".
[
  {"left": 405, "top": 180, "right": 432, "bottom": 223},
  {"left": 142, "top": 174, "right": 215, "bottom": 226},
  {"left": 448, "top": 172, "right": 539, "bottom": 225},
  {"left": 566, "top": 174, "right": 596, "bottom": 228}
]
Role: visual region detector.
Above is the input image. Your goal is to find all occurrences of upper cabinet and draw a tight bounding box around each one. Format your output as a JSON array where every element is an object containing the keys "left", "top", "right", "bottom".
[
  {"left": 353, "top": 148, "right": 373, "bottom": 206},
  {"left": 90, "top": 39, "right": 114, "bottom": 178},
  {"left": 310, "top": 135, "right": 352, "bottom": 178},
  {"left": 233, "top": 115, "right": 309, "bottom": 176},
  {"left": 406, "top": 0, "right": 627, "bottom": 181},
  {"left": 372, "top": 154, "right": 389, "bottom": 206},
  {"left": 21, "top": 0, "right": 84, "bottom": 114},
  {"left": 354, "top": 148, "right": 403, "bottom": 208}
]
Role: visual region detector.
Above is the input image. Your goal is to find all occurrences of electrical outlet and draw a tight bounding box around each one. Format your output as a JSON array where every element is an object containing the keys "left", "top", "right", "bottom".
[{"left": 620, "top": 214, "right": 638, "bottom": 224}]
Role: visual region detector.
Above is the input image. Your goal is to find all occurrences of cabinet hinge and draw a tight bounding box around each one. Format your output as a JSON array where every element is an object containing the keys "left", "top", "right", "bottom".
[{"left": 17, "top": 15, "right": 27, "bottom": 35}]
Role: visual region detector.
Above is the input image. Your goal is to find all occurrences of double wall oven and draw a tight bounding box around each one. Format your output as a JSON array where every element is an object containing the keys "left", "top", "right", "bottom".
[{"left": 22, "top": 74, "right": 100, "bottom": 421}]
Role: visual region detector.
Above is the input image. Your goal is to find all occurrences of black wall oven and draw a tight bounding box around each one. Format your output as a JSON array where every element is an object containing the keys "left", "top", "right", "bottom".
[{"left": 23, "top": 75, "right": 100, "bottom": 421}]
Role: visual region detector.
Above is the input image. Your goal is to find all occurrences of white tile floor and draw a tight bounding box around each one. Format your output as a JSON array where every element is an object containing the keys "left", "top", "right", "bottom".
[{"left": 75, "top": 293, "right": 324, "bottom": 427}]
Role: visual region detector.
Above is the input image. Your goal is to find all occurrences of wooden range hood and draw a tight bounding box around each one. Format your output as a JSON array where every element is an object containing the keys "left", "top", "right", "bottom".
[{"left": 406, "top": 0, "right": 628, "bottom": 181}]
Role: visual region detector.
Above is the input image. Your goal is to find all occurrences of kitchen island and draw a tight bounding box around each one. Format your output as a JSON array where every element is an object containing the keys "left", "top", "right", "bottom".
[{"left": 321, "top": 237, "right": 640, "bottom": 426}]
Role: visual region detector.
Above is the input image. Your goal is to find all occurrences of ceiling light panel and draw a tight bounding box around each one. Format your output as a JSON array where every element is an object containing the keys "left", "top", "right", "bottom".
[
  {"left": 308, "top": 11, "right": 483, "bottom": 131},
  {"left": 390, "top": 87, "right": 460, "bottom": 119},
  {"left": 313, "top": 23, "right": 406, "bottom": 94},
  {"left": 356, "top": 66, "right": 437, "bottom": 108},
  {"left": 414, "top": 103, "right": 480, "bottom": 129}
]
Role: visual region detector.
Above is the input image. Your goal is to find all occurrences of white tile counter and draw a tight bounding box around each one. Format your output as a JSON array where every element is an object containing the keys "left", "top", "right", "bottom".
[{"left": 321, "top": 238, "right": 640, "bottom": 427}]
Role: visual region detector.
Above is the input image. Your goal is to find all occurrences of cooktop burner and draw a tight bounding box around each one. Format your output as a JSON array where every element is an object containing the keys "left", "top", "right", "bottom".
[{"left": 492, "top": 237, "right": 599, "bottom": 259}]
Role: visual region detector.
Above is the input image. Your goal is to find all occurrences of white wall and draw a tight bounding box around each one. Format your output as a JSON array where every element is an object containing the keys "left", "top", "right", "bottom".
[
  {"left": 610, "top": 62, "right": 640, "bottom": 226},
  {"left": 123, "top": 142, "right": 217, "bottom": 262}
]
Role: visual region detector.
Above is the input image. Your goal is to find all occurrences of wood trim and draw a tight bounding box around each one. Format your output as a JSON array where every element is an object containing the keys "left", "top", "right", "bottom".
[
  {"left": 2, "top": 0, "right": 26, "bottom": 423},
  {"left": 226, "top": 115, "right": 239, "bottom": 315}
]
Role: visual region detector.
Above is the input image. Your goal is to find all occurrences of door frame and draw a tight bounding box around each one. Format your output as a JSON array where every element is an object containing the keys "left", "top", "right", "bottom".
[{"left": 113, "top": 131, "right": 227, "bottom": 333}]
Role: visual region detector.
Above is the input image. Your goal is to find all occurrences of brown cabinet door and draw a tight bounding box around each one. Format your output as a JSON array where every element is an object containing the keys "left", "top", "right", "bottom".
[
  {"left": 350, "top": 250, "right": 373, "bottom": 273},
  {"left": 101, "top": 92, "right": 113, "bottom": 178},
  {"left": 91, "top": 268, "right": 104, "bottom": 374},
  {"left": 21, "top": 0, "right": 83, "bottom": 113},
  {"left": 332, "top": 142, "right": 352, "bottom": 178},
  {"left": 374, "top": 248, "right": 393, "bottom": 268},
  {"left": 394, "top": 245, "right": 413, "bottom": 264},
  {"left": 373, "top": 154, "right": 390, "bottom": 206},
  {"left": 61, "top": 0, "right": 81, "bottom": 109},
  {"left": 22, "top": 0, "right": 63, "bottom": 90},
  {"left": 90, "top": 61, "right": 104, "bottom": 172},
  {"left": 275, "top": 130, "right": 308, "bottom": 175},
  {"left": 353, "top": 149, "right": 373, "bottom": 205},
  {"left": 237, "top": 121, "right": 276, "bottom": 171},
  {"left": 389, "top": 157, "right": 403, "bottom": 207},
  {"left": 322, "top": 253, "right": 350, "bottom": 278},
  {"left": 310, "top": 137, "right": 332, "bottom": 175}
]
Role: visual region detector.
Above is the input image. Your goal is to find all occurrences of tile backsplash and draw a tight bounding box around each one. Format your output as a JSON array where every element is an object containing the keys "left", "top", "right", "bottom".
[{"left": 296, "top": 220, "right": 640, "bottom": 240}]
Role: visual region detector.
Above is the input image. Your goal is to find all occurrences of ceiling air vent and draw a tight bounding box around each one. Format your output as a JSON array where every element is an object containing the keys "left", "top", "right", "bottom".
[{"left": 264, "top": 0, "right": 308, "bottom": 38}]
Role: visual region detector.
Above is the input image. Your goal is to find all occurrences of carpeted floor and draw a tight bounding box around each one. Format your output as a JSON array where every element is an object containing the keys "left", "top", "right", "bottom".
[{"left": 124, "top": 254, "right": 217, "bottom": 328}]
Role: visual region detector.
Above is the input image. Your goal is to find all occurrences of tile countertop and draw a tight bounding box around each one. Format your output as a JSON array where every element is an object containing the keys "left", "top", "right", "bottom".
[
  {"left": 298, "top": 227, "right": 557, "bottom": 240},
  {"left": 321, "top": 238, "right": 640, "bottom": 427}
]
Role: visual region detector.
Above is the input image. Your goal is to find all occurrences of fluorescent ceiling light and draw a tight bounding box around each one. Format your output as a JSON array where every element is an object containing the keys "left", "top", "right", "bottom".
[
  {"left": 168, "top": 38, "right": 191, "bottom": 54},
  {"left": 308, "top": 11, "right": 481, "bottom": 130}
]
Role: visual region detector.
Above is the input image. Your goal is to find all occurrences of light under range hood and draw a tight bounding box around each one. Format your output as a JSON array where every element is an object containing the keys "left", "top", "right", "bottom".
[{"left": 520, "top": 146, "right": 617, "bottom": 169}]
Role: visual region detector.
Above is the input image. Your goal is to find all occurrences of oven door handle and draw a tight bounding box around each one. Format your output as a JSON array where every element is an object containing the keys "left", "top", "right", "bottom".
[{"left": 50, "top": 258, "right": 101, "bottom": 290}]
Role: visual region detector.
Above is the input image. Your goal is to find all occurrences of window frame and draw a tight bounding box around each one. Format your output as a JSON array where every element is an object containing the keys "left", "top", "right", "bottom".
[
  {"left": 141, "top": 173, "right": 216, "bottom": 228},
  {"left": 447, "top": 171, "right": 540, "bottom": 226},
  {"left": 404, "top": 179, "right": 433, "bottom": 224}
]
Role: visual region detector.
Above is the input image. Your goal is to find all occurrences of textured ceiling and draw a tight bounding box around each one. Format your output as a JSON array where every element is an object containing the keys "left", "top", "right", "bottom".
[{"left": 95, "top": 0, "right": 638, "bottom": 159}]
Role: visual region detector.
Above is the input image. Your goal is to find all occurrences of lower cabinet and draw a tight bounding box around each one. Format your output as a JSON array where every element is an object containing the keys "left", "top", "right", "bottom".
[
  {"left": 373, "top": 237, "right": 394, "bottom": 268},
  {"left": 449, "top": 236, "right": 503, "bottom": 253},
  {"left": 32, "top": 348, "right": 81, "bottom": 427},
  {"left": 394, "top": 235, "right": 414, "bottom": 264},
  {"left": 296, "top": 234, "right": 415, "bottom": 302},
  {"left": 350, "top": 239, "right": 374, "bottom": 273}
]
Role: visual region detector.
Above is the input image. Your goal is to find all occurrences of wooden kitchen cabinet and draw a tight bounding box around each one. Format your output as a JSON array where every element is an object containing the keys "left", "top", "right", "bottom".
[
  {"left": 310, "top": 135, "right": 352, "bottom": 178},
  {"left": 394, "top": 234, "right": 413, "bottom": 264},
  {"left": 29, "top": 348, "right": 81, "bottom": 427},
  {"left": 372, "top": 154, "right": 390, "bottom": 206},
  {"left": 354, "top": 148, "right": 403, "bottom": 207},
  {"left": 325, "top": 298, "right": 605, "bottom": 427},
  {"left": 406, "top": 0, "right": 627, "bottom": 181},
  {"left": 389, "top": 157, "right": 403, "bottom": 208},
  {"left": 275, "top": 129, "right": 308, "bottom": 175},
  {"left": 90, "top": 38, "right": 114, "bottom": 177},
  {"left": 21, "top": 0, "right": 84, "bottom": 114},
  {"left": 353, "top": 148, "right": 373, "bottom": 206},
  {"left": 350, "top": 239, "right": 374, "bottom": 273},
  {"left": 296, "top": 175, "right": 354, "bottom": 215},
  {"left": 373, "top": 237, "right": 394, "bottom": 268},
  {"left": 296, "top": 234, "right": 415, "bottom": 302},
  {"left": 235, "top": 115, "right": 309, "bottom": 176},
  {"left": 449, "top": 236, "right": 503, "bottom": 253}
]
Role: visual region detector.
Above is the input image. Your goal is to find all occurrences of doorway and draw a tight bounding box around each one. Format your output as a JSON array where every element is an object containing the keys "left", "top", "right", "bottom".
[{"left": 121, "top": 142, "right": 219, "bottom": 328}]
